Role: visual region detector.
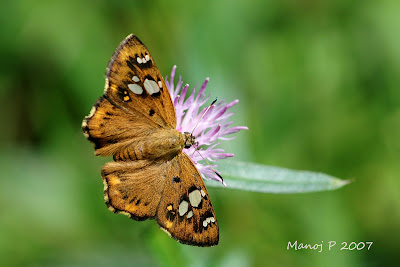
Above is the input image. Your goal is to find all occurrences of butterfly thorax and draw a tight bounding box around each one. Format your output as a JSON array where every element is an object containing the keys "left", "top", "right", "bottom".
[{"left": 112, "top": 128, "right": 195, "bottom": 162}]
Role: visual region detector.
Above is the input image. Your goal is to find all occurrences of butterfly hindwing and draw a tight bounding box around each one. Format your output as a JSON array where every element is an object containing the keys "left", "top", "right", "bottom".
[
  {"left": 101, "top": 160, "right": 167, "bottom": 220},
  {"left": 157, "top": 153, "right": 219, "bottom": 246},
  {"left": 102, "top": 153, "right": 219, "bottom": 246},
  {"left": 105, "top": 34, "right": 176, "bottom": 128}
]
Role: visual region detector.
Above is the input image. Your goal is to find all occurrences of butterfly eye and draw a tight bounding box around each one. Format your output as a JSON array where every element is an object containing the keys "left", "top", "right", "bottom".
[{"left": 183, "top": 132, "right": 196, "bottom": 148}]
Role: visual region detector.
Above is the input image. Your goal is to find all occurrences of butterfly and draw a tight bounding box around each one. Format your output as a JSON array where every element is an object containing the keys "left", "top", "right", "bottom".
[{"left": 82, "top": 34, "right": 219, "bottom": 246}]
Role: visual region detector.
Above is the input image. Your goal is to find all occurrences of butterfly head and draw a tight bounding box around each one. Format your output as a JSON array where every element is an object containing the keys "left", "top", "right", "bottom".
[{"left": 183, "top": 132, "right": 196, "bottom": 149}]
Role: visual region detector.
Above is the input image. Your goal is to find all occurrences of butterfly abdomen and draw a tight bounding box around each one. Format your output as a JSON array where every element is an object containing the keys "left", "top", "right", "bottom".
[{"left": 113, "top": 128, "right": 186, "bottom": 161}]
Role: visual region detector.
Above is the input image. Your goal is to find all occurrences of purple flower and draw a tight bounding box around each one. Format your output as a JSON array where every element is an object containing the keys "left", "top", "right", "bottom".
[{"left": 165, "top": 65, "right": 248, "bottom": 186}]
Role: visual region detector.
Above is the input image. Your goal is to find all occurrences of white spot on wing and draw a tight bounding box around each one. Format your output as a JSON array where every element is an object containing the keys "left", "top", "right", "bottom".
[
  {"left": 82, "top": 120, "right": 89, "bottom": 137},
  {"left": 201, "top": 190, "right": 206, "bottom": 197},
  {"left": 128, "top": 83, "right": 143, "bottom": 94},
  {"left": 108, "top": 206, "right": 115, "bottom": 212},
  {"left": 132, "top": 76, "right": 140, "bottom": 82},
  {"left": 119, "top": 211, "right": 130, "bottom": 216},
  {"left": 103, "top": 181, "right": 109, "bottom": 193},
  {"left": 179, "top": 200, "right": 189, "bottom": 216},
  {"left": 88, "top": 106, "right": 96, "bottom": 118},
  {"left": 104, "top": 78, "right": 109, "bottom": 93},
  {"left": 144, "top": 79, "right": 160, "bottom": 95},
  {"left": 159, "top": 227, "right": 172, "bottom": 237},
  {"left": 137, "top": 57, "right": 143, "bottom": 64},
  {"left": 187, "top": 211, "right": 193, "bottom": 219},
  {"left": 202, "top": 216, "right": 215, "bottom": 228},
  {"left": 158, "top": 81, "right": 163, "bottom": 88},
  {"left": 145, "top": 54, "right": 150, "bottom": 61},
  {"left": 189, "top": 190, "right": 202, "bottom": 207}
]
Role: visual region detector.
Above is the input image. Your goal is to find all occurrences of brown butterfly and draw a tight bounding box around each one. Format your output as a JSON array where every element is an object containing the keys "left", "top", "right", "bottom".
[{"left": 82, "top": 34, "right": 219, "bottom": 246}]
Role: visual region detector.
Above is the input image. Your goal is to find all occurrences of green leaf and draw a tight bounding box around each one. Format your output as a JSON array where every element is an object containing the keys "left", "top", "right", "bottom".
[{"left": 205, "top": 161, "right": 351, "bottom": 193}]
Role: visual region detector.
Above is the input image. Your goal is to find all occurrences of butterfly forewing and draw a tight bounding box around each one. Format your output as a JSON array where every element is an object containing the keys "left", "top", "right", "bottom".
[
  {"left": 82, "top": 34, "right": 219, "bottom": 247},
  {"left": 105, "top": 34, "right": 176, "bottom": 128},
  {"left": 82, "top": 96, "right": 159, "bottom": 157},
  {"left": 83, "top": 35, "right": 176, "bottom": 160}
]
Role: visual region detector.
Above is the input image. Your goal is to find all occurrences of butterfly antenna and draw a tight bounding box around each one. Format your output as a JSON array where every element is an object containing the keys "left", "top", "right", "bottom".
[
  {"left": 190, "top": 97, "right": 223, "bottom": 183},
  {"left": 191, "top": 97, "right": 218, "bottom": 135},
  {"left": 195, "top": 150, "right": 224, "bottom": 183}
]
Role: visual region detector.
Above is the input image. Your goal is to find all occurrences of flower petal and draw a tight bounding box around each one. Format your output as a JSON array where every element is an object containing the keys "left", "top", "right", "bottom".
[{"left": 165, "top": 66, "right": 247, "bottom": 184}]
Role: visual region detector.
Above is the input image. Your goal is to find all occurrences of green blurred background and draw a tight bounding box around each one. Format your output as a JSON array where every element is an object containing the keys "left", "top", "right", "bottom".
[{"left": 1, "top": 0, "right": 399, "bottom": 266}]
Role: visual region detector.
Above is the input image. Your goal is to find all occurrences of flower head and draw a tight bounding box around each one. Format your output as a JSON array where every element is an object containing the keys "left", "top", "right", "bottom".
[{"left": 165, "top": 66, "right": 248, "bottom": 186}]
